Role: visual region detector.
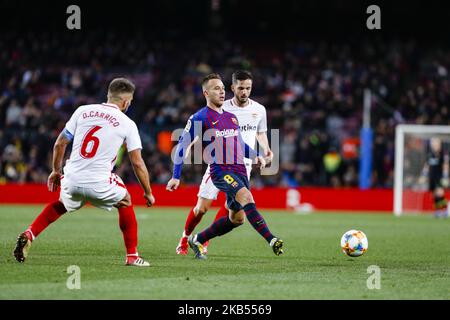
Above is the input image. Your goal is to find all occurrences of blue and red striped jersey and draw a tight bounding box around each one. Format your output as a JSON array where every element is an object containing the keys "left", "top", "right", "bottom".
[{"left": 172, "top": 106, "right": 260, "bottom": 180}]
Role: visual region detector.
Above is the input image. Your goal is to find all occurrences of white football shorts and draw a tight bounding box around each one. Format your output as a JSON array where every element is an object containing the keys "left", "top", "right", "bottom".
[
  {"left": 59, "top": 173, "right": 127, "bottom": 212},
  {"left": 197, "top": 163, "right": 252, "bottom": 200}
]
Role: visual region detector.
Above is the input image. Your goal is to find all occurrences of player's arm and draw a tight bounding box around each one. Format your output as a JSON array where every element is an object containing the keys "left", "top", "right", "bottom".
[
  {"left": 256, "top": 131, "right": 273, "bottom": 163},
  {"left": 128, "top": 149, "right": 155, "bottom": 206},
  {"left": 48, "top": 129, "right": 72, "bottom": 192},
  {"left": 48, "top": 107, "right": 82, "bottom": 192},
  {"left": 238, "top": 132, "right": 266, "bottom": 169},
  {"left": 256, "top": 107, "right": 273, "bottom": 162},
  {"left": 167, "top": 115, "right": 198, "bottom": 191},
  {"left": 125, "top": 121, "right": 155, "bottom": 207}
]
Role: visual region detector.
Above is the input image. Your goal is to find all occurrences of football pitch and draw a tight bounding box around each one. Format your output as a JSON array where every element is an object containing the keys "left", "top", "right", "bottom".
[{"left": 0, "top": 205, "right": 449, "bottom": 300}]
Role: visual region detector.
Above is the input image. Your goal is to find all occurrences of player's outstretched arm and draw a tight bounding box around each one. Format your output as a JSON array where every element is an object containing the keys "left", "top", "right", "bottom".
[
  {"left": 167, "top": 115, "right": 198, "bottom": 191},
  {"left": 167, "top": 134, "right": 188, "bottom": 192},
  {"left": 48, "top": 130, "right": 72, "bottom": 192},
  {"left": 128, "top": 149, "right": 155, "bottom": 207}
]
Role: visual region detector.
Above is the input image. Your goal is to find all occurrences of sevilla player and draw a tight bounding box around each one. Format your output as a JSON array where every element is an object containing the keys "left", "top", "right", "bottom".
[{"left": 13, "top": 78, "right": 155, "bottom": 267}]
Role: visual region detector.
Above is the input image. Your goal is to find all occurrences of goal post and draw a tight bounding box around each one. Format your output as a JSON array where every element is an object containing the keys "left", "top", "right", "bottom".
[{"left": 394, "top": 124, "right": 450, "bottom": 216}]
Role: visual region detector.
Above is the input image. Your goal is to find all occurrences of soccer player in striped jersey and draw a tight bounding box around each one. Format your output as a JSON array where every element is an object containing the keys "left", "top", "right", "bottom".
[
  {"left": 166, "top": 73, "right": 283, "bottom": 259},
  {"left": 173, "top": 70, "right": 275, "bottom": 255}
]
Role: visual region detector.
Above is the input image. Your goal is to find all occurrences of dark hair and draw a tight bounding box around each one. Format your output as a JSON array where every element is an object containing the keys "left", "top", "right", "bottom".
[
  {"left": 201, "top": 73, "right": 222, "bottom": 88},
  {"left": 108, "top": 78, "right": 135, "bottom": 96},
  {"left": 232, "top": 70, "right": 253, "bottom": 83}
]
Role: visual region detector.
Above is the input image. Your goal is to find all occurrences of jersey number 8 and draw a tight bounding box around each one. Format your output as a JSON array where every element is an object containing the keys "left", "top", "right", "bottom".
[{"left": 223, "top": 174, "right": 235, "bottom": 184}]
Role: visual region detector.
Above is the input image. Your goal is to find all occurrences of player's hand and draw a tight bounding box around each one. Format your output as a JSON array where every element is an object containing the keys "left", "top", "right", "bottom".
[
  {"left": 47, "top": 171, "right": 62, "bottom": 192},
  {"left": 166, "top": 178, "right": 180, "bottom": 191},
  {"left": 255, "top": 156, "right": 266, "bottom": 170},
  {"left": 441, "top": 177, "right": 449, "bottom": 188},
  {"left": 144, "top": 193, "right": 155, "bottom": 207},
  {"left": 264, "top": 150, "right": 274, "bottom": 164}
]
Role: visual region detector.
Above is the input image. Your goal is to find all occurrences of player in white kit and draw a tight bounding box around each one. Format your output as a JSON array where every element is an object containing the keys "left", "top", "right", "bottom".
[
  {"left": 13, "top": 78, "right": 155, "bottom": 267},
  {"left": 174, "top": 70, "right": 274, "bottom": 255}
]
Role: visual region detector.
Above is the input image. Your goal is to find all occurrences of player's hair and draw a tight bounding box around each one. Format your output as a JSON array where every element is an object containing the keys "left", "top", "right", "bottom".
[
  {"left": 107, "top": 78, "right": 135, "bottom": 98},
  {"left": 232, "top": 70, "right": 253, "bottom": 84},
  {"left": 201, "top": 73, "right": 222, "bottom": 89}
]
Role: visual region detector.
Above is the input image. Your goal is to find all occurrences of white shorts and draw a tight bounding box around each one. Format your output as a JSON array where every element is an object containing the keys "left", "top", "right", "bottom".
[
  {"left": 59, "top": 173, "right": 128, "bottom": 212},
  {"left": 197, "top": 164, "right": 252, "bottom": 200}
]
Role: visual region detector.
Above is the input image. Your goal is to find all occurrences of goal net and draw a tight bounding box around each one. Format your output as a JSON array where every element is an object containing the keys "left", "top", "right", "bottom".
[{"left": 394, "top": 125, "right": 450, "bottom": 216}]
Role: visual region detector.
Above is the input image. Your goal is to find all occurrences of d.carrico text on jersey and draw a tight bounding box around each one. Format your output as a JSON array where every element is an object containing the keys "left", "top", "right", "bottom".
[{"left": 82, "top": 110, "right": 120, "bottom": 127}]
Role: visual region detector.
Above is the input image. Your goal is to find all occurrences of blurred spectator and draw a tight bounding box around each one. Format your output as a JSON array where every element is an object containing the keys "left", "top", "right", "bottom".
[
  {"left": 5, "top": 100, "right": 24, "bottom": 127},
  {"left": 1, "top": 31, "right": 450, "bottom": 188}
]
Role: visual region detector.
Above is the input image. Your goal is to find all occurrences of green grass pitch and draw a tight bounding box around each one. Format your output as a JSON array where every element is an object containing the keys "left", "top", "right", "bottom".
[{"left": 0, "top": 205, "right": 449, "bottom": 299}]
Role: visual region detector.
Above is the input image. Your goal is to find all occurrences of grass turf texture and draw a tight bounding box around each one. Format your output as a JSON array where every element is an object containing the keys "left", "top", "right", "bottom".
[{"left": 0, "top": 205, "right": 449, "bottom": 299}]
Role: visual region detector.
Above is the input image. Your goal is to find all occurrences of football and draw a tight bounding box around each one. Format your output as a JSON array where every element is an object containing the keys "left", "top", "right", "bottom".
[{"left": 340, "top": 230, "right": 368, "bottom": 257}]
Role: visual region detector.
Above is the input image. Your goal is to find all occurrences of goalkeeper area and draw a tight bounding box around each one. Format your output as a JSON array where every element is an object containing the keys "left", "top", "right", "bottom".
[
  {"left": 0, "top": 206, "right": 449, "bottom": 300},
  {"left": 394, "top": 125, "right": 450, "bottom": 216}
]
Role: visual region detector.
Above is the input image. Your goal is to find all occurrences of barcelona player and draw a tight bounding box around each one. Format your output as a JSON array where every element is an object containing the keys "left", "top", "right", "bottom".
[
  {"left": 166, "top": 73, "right": 283, "bottom": 259},
  {"left": 174, "top": 70, "right": 274, "bottom": 255}
]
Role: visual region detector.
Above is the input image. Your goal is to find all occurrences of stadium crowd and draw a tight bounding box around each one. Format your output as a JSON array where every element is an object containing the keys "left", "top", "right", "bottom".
[{"left": 1, "top": 31, "right": 450, "bottom": 188}]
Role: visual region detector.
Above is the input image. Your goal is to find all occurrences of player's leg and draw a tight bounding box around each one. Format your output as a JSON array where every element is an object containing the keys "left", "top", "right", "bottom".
[
  {"left": 189, "top": 204, "right": 243, "bottom": 260},
  {"left": 211, "top": 165, "right": 251, "bottom": 222},
  {"left": 208, "top": 203, "right": 230, "bottom": 254},
  {"left": 13, "top": 200, "right": 67, "bottom": 263},
  {"left": 433, "top": 186, "right": 448, "bottom": 218},
  {"left": 234, "top": 184, "right": 284, "bottom": 256},
  {"left": 188, "top": 173, "right": 247, "bottom": 259},
  {"left": 194, "top": 202, "right": 244, "bottom": 244},
  {"left": 177, "top": 170, "right": 219, "bottom": 255},
  {"left": 89, "top": 174, "right": 149, "bottom": 267},
  {"left": 113, "top": 192, "right": 150, "bottom": 267},
  {"left": 212, "top": 204, "right": 229, "bottom": 222},
  {"left": 13, "top": 178, "right": 80, "bottom": 263},
  {"left": 115, "top": 192, "right": 138, "bottom": 257},
  {"left": 176, "top": 197, "right": 213, "bottom": 255}
]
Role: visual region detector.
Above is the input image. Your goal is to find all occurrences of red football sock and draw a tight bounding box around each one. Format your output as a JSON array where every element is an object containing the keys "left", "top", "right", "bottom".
[
  {"left": 26, "top": 201, "right": 67, "bottom": 240},
  {"left": 213, "top": 205, "right": 229, "bottom": 222},
  {"left": 118, "top": 206, "right": 138, "bottom": 256},
  {"left": 184, "top": 207, "right": 203, "bottom": 236}
]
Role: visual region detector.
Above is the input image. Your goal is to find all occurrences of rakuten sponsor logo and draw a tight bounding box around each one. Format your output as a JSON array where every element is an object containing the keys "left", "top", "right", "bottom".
[{"left": 215, "top": 129, "right": 239, "bottom": 138}]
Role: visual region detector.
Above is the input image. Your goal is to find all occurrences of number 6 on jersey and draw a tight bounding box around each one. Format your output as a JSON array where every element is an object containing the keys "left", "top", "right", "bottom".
[{"left": 80, "top": 125, "right": 102, "bottom": 158}]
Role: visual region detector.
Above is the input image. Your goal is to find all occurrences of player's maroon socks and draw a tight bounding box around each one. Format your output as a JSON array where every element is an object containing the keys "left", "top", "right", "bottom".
[
  {"left": 200, "top": 205, "right": 228, "bottom": 251},
  {"left": 185, "top": 207, "right": 203, "bottom": 236},
  {"left": 213, "top": 205, "right": 228, "bottom": 222},
  {"left": 25, "top": 200, "right": 67, "bottom": 241},
  {"left": 118, "top": 206, "right": 138, "bottom": 255},
  {"left": 196, "top": 216, "right": 236, "bottom": 244},
  {"left": 243, "top": 203, "right": 274, "bottom": 244}
]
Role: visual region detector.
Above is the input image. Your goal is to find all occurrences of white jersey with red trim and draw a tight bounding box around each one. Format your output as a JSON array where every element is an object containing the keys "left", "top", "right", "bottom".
[
  {"left": 62, "top": 103, "right": 142, "bottom": 185},
  {"left": 222, "top": 98, "right": 267, "bottom": 165}
]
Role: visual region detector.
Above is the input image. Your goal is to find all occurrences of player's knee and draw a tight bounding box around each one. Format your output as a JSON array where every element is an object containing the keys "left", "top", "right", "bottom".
[
  {"left": 232, "top": 216, "right": 245, "bottom": 226},
  {"left": 115, "top": 193, "right": 131, "bottom": 208},
  {"left": 237, "top": 189, "right": 254, "bottom": 207},
  {"left": 230, "top": 210, "right": 245, "bottom": 226}
]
